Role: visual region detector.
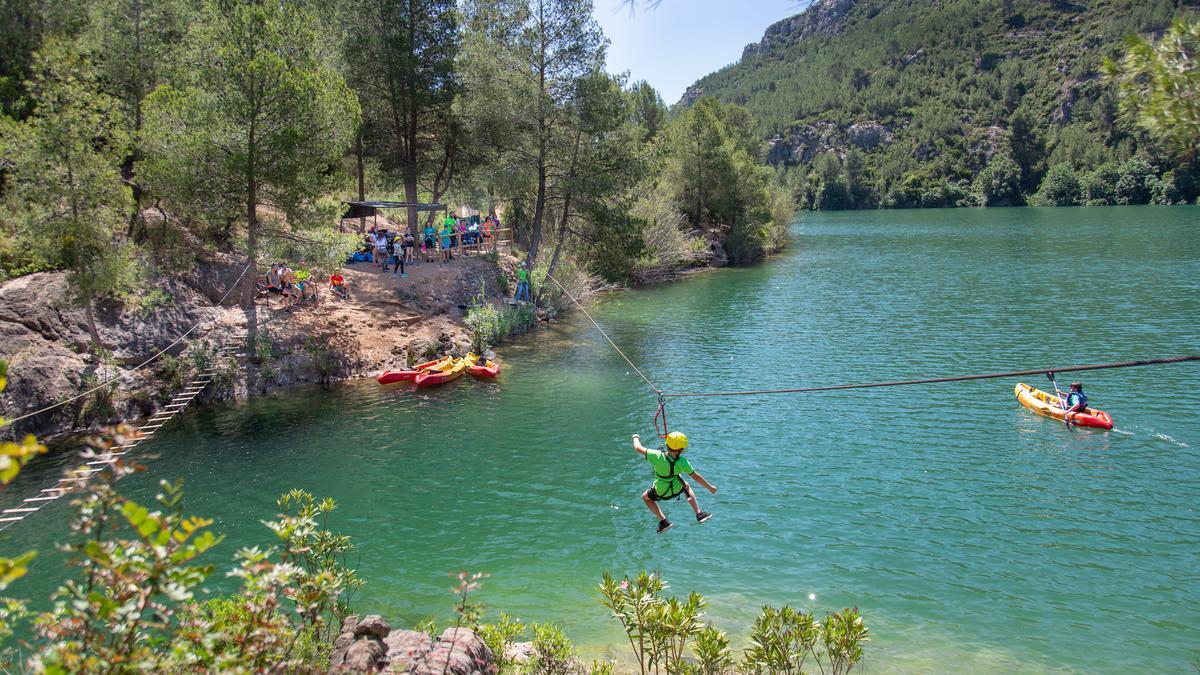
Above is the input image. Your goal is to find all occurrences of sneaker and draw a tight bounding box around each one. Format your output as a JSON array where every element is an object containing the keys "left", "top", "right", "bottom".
[
  {"left": 657, "top": 519, "right": 673, "bottom": 534},
  {"left": 401, "top": 273, "right": 408, "bottom": 278},
  {"left": 696, "top": 511, "right": 713, "bottom": 524}
]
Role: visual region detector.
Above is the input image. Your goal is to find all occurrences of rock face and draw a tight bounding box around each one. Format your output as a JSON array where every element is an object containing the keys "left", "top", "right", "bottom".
[
  {"left": 741, "top": 0, "right": 855, "bottom": 60},
  {"left": 766, "top": 119, "right": 898, "bottom": 167},
  {"left": 330, "top": 615, "right": 498, "bottom": 674},
  {"left": 0, "top": 261, "right": 238, "bottom": 436}
]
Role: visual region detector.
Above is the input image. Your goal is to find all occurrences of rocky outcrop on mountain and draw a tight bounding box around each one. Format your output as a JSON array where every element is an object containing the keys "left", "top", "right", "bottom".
[
  {"left": 741, "top": 0, "right": 855, "bottom": 60},
  {"left": 767, "top": 120, "right": 897, "bottom": 166}
]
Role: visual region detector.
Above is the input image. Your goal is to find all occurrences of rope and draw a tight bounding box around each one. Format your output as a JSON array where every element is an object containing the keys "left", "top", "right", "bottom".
[
  {"left": 662, "top": 355, "right": 1200, "bottom": 399},
  {"left": 542, "top": 271, "right": 662, "bottom": 396},
  {"left": 1, "top": 263, "right": 251, "bottom": 429}
]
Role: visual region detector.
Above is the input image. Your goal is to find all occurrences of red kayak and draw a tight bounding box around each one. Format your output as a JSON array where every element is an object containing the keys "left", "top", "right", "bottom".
[
  {"left": 414, "top": 357, "right": 468, "bottom": 388},
  {"left": 467, "top": 354, "right": 501, "bottom": 379},
  {"left": 377, "top": 356, "right": 451, "bottom": 384}
]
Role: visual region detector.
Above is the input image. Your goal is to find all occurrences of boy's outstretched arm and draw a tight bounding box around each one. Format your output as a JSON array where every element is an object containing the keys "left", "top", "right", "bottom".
[
  {"left": 689, "top": 471, "right": 718, "bottom": 494},
  {"left": 632, "top": 434, "right": 648, "bottom": 456}
]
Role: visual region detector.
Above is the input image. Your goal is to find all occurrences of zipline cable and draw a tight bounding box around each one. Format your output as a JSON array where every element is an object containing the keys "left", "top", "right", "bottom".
[
  {"left": 662, "top": 355, "right": 1200, "bottom": 399},
  {"left": 1, "top": 263, "right": 252, "bottom": 430},
  {"left": 543, "top": 271, "right": 662, "bottom": 396}
]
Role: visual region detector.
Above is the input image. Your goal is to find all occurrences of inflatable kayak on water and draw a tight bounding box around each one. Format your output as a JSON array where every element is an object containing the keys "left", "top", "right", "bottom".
[
  {"left": 466, "top": 353, "right": 501, "bottom": 378},
  {"left": 415, "top": 356, "right": 469, "bottom": 388},
  {"left": 1014, "top": 383, "right": 1114, "bottom": 429},
  {"left": 377, "top": 356, "right": 452, "bottom": 384}
]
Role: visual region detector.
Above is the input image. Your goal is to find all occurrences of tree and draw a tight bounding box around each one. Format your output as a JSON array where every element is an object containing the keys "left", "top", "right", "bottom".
[
  {"left": 972, "top": 153, "right": 1022, "bottom": 206},
  {"left": 1031, "top": 163, "right": 1081, "bottom": 206},
  {"left": 340, "top": 0, "right": 460, "bottom": 238},
  {"left": 1105, "top": 17, "right": 1200, "bottom": 161},
  {"left": 462, "top": 0, "right": 605, "bottom": 268},
  {"left": 0, "top": 42, "right": 138, "bottom": 349},
  {"left": 629, "top": 80, "right": 666, "bottom": 143},
  {"left": 141, "top": 0, "right": 359, "bottom": 351},
  {"left": 81, "top": 0, "right": 191, "bottom": 228}
]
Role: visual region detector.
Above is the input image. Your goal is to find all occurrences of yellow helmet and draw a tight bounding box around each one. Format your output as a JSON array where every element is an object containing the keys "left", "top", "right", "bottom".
[{"left": 665, "top": 432, "right": 689, "bottom": 451}]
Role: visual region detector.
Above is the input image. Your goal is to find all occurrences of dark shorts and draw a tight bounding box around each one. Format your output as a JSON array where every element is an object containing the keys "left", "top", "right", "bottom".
[
  {"left": 646, "top": 480, "right": 691, "bottom": 502},
  {"left": 425, "top": 237, "right": 435, "bottom": 248}
]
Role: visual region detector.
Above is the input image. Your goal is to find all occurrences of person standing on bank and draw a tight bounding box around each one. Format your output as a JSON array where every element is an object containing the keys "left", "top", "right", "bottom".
[{"left": 633, "top": 431, "right": 715, "bottom": 534}]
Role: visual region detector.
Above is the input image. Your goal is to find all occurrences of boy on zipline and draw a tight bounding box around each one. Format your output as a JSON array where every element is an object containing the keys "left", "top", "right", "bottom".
[{"left": 633, "top": 431, "right": 716, "bottom": 533}]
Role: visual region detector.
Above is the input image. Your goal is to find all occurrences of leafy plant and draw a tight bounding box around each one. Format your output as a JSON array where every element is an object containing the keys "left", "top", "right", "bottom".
[
  {"left": 528, "top": 622, "right": 577, "bottom": 675},
  {"left": 476, "top": 611, "right": 526, "bottom": 671},
  {"left": 465, "top": 280, "right": 502, "bottom": 355}
]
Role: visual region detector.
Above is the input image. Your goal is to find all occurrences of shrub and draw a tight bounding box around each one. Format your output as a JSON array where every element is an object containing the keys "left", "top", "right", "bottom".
[
  {"left": 528, "top": 623, "right": 577, "bottom": 675},
  {"left": 599, "top": 571, "right": 868, "bottom": 675},
  {"left": 1150, "top": 170, "right": 1182, "bottom": 204},
  {"left": 1114, "top": 156, "right": 1156, "bottom": 204},
  {"left": 1031, "top": 163, "right": 1081, "bottom": 206},
  {"left": 972, "top": 154, "right": 1022, "bottom": 206},
  {"left": 1081, "top": 162, "right": 1122, "bottom": 205}
]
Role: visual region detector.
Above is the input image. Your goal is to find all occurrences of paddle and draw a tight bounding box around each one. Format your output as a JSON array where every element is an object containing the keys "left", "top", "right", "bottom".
[{"left": 1046, "top": 371, "right": 1073, "bottom": 426}]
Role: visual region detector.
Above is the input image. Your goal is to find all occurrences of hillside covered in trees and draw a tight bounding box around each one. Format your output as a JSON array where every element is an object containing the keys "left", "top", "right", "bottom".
[{"left": 682, "top": 0, "right": 1200, "bottom": 209}]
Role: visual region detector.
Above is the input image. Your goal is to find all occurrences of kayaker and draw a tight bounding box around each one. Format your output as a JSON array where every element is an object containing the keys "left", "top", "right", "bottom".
[
  {"left": 1063, "top": 382, "right": 1088, "bottom": 426},
  {"left": 632, "top": 431, "right": 715, "bottom": 534}
]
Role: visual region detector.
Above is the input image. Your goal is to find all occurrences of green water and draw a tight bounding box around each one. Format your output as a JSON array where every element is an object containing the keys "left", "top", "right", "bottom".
[{"left": 4, "top": 206, "right": 1199, "bottom": 672}]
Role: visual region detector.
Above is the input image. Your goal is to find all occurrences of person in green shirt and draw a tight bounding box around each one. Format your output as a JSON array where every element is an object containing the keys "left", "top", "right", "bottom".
[
  {"left": 514, "top": 262, "right": 530, "bottom": 303},
  {"left": 633, "top": 431, "right": 716, "bottom": 533}
]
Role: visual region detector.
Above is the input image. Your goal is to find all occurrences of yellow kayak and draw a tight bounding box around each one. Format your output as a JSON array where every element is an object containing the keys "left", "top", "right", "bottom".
[
  {"left": 415, "top": 357, "right": 469, "bottom": 387},
  {"left": 1014, "top": 383, "right": 1113, "bottom": 429}
]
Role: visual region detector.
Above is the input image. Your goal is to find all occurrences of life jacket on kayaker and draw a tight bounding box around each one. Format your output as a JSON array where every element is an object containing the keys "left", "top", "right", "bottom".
[{"left": 1065, "top": 386, "right": 1087, "bottom": 411}]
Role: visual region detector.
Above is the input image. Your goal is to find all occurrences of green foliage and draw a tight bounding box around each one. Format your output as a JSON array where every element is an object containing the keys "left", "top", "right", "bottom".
[
  {"left": 659, "top": 97, "right": 791, "bottom": 264},
  {"left": 140, "top": 0, "right": 359, "bottom": 267},
  {"left": 476, "top": 612, "right": 526, "bottom": 671},
  {"left": 1105, "top": 17, "right": 1200, "bottom": 160},
  {"left": 465, "top": 280, "right": 502, "bottom": 354},
  {"left": 973, "top": 153, "right": 1023, "bottom": 206},
  {"left": 528, "top": 623, "right": 577, "bottom": 675},
  {"left": 0, "top": 40, "right": 142, "bottom": 342},
  {"left": 1114, "top": 155, "right": 1156, "bottom": 205},
  {"left": 686, "top": 0, "right": 1198, "bottom": 208},
  {"left": 600, "top": 571, "right": 868, "bottom": 675},
  {"left": 1081, "top": 161, "right": 1123, "bottom": 205},
  {"left": 1031, "top": 163, "right": 1082, "bottom": 206},
  {"left": 692, "top": 626, "right": 734, "bottom": 675}
]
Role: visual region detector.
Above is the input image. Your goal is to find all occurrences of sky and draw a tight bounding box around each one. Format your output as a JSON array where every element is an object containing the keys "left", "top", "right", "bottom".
[{"left": 592, "top": 0, "right": 806, "bottom": 105}]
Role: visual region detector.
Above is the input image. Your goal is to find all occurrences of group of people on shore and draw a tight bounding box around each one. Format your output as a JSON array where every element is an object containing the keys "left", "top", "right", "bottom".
[
  {"left": 257, "top": 260, "right": 323, "bottom": 312},
  {"left": 362, "top": 212, "right": 502, "bottom": 280}
]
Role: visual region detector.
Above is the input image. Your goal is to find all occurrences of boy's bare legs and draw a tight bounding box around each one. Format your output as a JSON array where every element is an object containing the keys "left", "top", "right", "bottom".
[{"left": 642, "top": 490, "right": 666, "bottom": 521}]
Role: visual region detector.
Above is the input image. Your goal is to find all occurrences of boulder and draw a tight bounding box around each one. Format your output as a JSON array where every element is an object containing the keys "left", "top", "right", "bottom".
[
  {"left": 382, "top": 630, "right": 436, "bottom": 672},
  {"left": 409, "top": 629, "right": 497, "bottom": 675},
  {"left": 354, "top": 615, "right": 391, "bottom": 640}
]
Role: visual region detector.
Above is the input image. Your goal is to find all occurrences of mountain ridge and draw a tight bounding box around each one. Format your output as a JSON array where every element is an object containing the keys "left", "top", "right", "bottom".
[{"left": 677, "top": 0, "right": 1199, "bottom": 208}]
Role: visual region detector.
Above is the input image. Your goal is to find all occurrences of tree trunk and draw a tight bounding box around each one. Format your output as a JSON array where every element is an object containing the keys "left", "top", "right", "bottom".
[
  {"left": 356, "top": 132, "right": 366, "bottom": 234},
  {"left": 528, "top": 162, "right": 547, "bottom": 267},
  {"left": 244, "top": 116, "right": 259, "bottom": 392},
  {"left": 84, "top": 299, "right": 103, "bottom": 352}
]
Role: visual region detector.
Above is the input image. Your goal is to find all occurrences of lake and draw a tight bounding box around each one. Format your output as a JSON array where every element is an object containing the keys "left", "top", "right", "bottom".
[{"left": 3, "top": 206, "right": 1198, "bottom": 672}]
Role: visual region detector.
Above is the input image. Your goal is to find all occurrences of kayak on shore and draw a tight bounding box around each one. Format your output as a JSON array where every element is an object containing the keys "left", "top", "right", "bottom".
[
  {"left": 467, "top": 353, "right": 501, "bottom": 378},
  {"left": 415, "top": 356, "right": 471, "bottom": 388},
  {"left": 1014, "top": 383, "right": 1114, "bottom": 429},
  {"left": 377, "top": 355, "right": 452, "bottom": 384}
]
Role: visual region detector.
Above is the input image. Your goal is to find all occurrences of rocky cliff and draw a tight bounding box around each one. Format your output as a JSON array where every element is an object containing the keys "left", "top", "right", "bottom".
[{"left": 0, "top": 252, "right": 519, "bottom": 440}]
